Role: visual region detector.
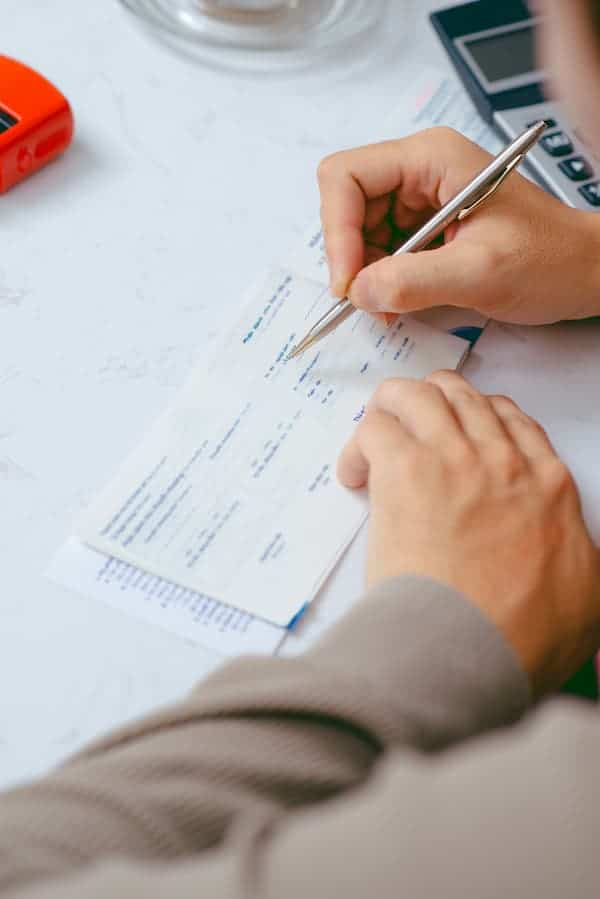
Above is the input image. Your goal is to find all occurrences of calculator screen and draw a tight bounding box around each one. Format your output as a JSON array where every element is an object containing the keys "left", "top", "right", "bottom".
[
  {"left": 464, "top": 24, "right": 536, "bottom": 84},
  {"left": 0, "top": 106, "right": 18, "bottom": 133}
]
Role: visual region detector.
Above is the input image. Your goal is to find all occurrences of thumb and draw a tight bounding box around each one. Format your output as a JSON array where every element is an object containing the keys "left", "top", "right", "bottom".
[{"left": 348, "top": 240, "right": 491, "bottom": 315}]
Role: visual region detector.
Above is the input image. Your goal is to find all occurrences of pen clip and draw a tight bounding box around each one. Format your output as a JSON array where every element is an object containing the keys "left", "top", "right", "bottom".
[{"left": 457, "top": 154, "right": 524, "bottom": 222}]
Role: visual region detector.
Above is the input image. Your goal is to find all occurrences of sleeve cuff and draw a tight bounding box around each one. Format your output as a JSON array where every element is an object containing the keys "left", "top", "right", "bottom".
[{"left": 305, "top": 575, "right": 532, "bottom": 751}]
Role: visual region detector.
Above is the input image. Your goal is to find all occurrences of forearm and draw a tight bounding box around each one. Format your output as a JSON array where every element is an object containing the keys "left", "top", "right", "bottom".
[
  {"left": 0, "top": 577, "right": 530, "bottom": 895},
  {"left": 6, "top": 700, "right": 598, "bottom": 899}
]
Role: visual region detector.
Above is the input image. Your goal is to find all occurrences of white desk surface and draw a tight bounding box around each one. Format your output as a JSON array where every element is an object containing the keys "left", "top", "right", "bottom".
[{"left": 2, "top": 2, "right": 599, "bottom": 789}]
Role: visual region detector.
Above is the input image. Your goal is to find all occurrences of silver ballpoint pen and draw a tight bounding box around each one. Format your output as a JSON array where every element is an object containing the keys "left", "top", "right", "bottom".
[{"left": 287, "top": 119, "right": 548, "bottom": 361}]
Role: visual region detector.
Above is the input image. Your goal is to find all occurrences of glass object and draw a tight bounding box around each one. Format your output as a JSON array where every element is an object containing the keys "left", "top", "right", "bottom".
[{"left": 118, "top": 0, "right": 389, "bottom": 73}]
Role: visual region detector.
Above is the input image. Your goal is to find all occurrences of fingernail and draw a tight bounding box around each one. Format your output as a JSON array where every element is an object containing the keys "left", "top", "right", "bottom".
[
  {"left": 372, "top": 312, "right": 389, "bottom": 326},
  {"left": 384, "top": 313, "right": 396, "bottom": 327},
  {"left": 349, "top": 270, "right": 376, "bottom": 310}
]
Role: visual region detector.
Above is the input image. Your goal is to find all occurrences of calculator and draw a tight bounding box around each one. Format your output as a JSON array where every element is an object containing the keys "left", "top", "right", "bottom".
[
  {"left": 0, "top": 56, "right": 73, "bottom": 192},
  {"left": 431, "top": 0, "right": 600, "bottom": 210}
]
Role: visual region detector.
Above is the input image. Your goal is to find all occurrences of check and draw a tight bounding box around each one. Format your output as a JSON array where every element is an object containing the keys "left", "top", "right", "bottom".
[{"left": 79, "top": 268, "right": 468, "bottom": 625}]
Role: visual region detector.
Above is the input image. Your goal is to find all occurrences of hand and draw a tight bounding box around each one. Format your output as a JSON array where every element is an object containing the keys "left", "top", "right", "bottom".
[
  {"left": 317, "top": 128, "right": 600, "bottom": 324},
  {"left": 337, "top": 371, "right": 600, "bottom": 694}
]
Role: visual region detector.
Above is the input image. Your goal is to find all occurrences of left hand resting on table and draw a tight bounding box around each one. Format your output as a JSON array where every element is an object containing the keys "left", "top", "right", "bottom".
[{"left": 337, "top": 371, "right": 600, "bottom": 695}]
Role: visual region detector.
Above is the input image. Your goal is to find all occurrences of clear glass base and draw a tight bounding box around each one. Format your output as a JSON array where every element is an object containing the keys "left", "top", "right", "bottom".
[{"left": 118, "top": 0, "right": 389, "bottom": 72}]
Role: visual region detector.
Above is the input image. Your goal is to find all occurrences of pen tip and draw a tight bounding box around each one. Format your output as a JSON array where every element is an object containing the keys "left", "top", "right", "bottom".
[{"left": 286, "top": 341, "right": 308, "bottom": 361}]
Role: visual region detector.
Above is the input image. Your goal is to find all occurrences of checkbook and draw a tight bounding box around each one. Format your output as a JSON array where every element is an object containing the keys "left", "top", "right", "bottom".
[{"left": 77, "top": 236, "right": 469, "bottom": 627}]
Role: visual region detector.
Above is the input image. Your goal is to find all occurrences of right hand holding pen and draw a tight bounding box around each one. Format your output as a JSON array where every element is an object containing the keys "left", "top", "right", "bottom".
[
  {"left": 337, "top": 372, "right": 600, "bottom": 695},
  {"left": 318, "top": 128, "right": 600, "bottom": 324}
]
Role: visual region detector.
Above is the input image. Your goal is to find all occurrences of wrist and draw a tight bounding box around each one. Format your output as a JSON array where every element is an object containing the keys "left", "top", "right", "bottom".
[{"left": 570, "top": 207, "right": 600, "bottom": 318}]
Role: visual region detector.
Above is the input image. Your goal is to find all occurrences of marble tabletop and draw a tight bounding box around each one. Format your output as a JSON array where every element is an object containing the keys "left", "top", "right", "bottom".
[
  {"left": 2, "top": 0, "right": 460, "bottom": 788},
  {"left": 4, "top": 0, "right": 600, "bottom": 793}
]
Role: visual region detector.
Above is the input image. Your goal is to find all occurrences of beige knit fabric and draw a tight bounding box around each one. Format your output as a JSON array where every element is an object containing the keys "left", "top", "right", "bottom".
[{"left": 0, "top": 577, "right": 598, "bottom": 899}]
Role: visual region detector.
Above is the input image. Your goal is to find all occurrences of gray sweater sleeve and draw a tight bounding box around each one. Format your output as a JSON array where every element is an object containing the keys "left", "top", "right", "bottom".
[{"left": 0, "top": 576, "right": 597, "bottom": 899}]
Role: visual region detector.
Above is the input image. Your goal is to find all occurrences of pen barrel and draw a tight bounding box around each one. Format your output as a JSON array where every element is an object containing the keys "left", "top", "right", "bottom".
[
  {"left": 396, "top": 120, "right": 546, "bottom": 257},
  {"left": 291, "top": 121, "right": 546, "bottom": 359},
  {"left": 309, "top": 299, "right": 355, "bottom": 340}
]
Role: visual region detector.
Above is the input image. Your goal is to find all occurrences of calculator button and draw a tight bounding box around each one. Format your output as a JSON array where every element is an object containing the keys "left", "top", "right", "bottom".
[
  {"left": 528, "top": 117, "right": 557, "bottom": 130},
  {"left": 578, "top": 181, "right": 600, "bottom": 206},
  {"left": 17, "top": 147, "right": 33, "bottom": 174},
  {"left": 558, "top": 156, "right": 594, "bottom": 181},
  {"left": 540, "top": 132, "right": 573, "bottom": 157}
]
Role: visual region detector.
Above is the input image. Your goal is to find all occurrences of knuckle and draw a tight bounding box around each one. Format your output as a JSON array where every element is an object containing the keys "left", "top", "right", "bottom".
[
  {"left": 374, "top": 256, "right": 417, "bottom": 309},
  {"left": 373, "top": 377, "right": 403, "bottom": 406},
  {"left": 425, "top": 125, "right": 462, "bottom": 148},
  {"left": 421, "top": 126, "right": 485, "bottom": 165},
  {"left": 374, "top": 377, "right": 437, "bottom": 410},
  {"left": 432, "top": 377, "right": 499, "bottom": 418},
  {"left": 357, "top": 409, "right": 377, "bottom": 437},
  {"left": 371, "top": 258, "right": 399, "bottom": 303},
  {"left": 538, "top": 457, "right": 574, "bottom": 494},
  {"left": 456, "top": 390, "right": 490, "bottom": 412},
  {"left": 491, "top": 396, "right": 552, "bottom": 439},
  {"left": 317, "top": 152, "right": 342, "bottom": 183},
  {"left": 388, "top": 442, "right": 424, "bottom": 480},
  {"left": 426, "top": 369, "right": 466, "bottom": 390},
  {"left": 359, "top": 408, "right": 390, "bottom": 444},
  {"left": 474, "top": 240, "right": 505, "bottom": 275},
  {"left": 523, "top": 416, "right": 551, "bottom": 442},
  {"left": 492, "top": 445, "right": 527, "bottom": 483},
  {"left": 355, "top": 416, "right": 381, "bottom": 459},
  {"left": 489, "top": 394, "right": 519, "bottom": 412},
  {"left": 447, "top": 439, "right": 479, "bottom": 471},
  {"left": 434, "top": 125, "right": 491, "bottom": 164},
  {"left": 446, "top": 431, "right": 480, "bottom": 463}
]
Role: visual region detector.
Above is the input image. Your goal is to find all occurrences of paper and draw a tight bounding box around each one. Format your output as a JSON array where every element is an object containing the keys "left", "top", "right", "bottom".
[
  {"left": 288, "top": 218, "right": 488, "bottom": 342},
  {"left": 52, "top": 66, "right": 502, "bottom": 644},
  {"left": 78, "top": 264, "right": 468, "bottom": 626},
  {"left": 283, "top": 69, "right": 510, "bottom": 650},
  {"left": 47, "top": 538, "right": 285, "bottom": 656},
  {"left": 379, "top": 66, "right": 504, "bottom": 154}
]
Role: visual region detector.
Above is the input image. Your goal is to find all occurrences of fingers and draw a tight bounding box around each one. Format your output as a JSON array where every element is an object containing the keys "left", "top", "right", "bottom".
[
  {"left": 337, "top": 409, "right": 410, "bottom": 488},
  {"left": 364, "top": 195, "right": 391, "bottom": 231},
  {"left": 348, "top": 239, "right": 493, "bottom": 314},
  {"left": 488, "top": 395, "right": 557, "bottom": 461},
  {"left": 427, "top": 371, "right": 559, "bottom": 466},
  {"left": 426, "top": 371, "right": 511, "bottom": 449},
  {"left": 391, "top": 194, "right": 435, "bottom": 232},
  {"left": 338, "top": 372, "right": 559, "bottom": 495},
  {"left": 337, "top": 377, "right": 464, "bottom": 490},
  {"left": 318, "top": 129, "right": 490, "bottom": 298},
  {"left": 364, "top": 219, "right": 393, "bottom": 251},
  {"left": 368, "top": 378, "right": 463, "bottom": 445}
]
